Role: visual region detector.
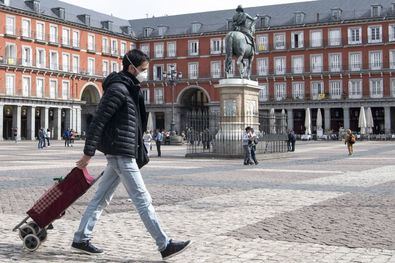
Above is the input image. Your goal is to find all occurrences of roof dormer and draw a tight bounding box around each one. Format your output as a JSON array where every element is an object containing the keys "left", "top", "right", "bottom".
[
  {"left": 77, "top": 14, "right": 90, "bottom": 26},
  {"left": 24, "top": 0, "right": 40, "bottom": 13},
  {"left": 52, "top": 7, "right": 65, "bottom": 20},
  {"left": 0, "top": 0, "right": 10, "bottom": 6},
  {"left": 371, "top": 4, "right": 383, "bottom": 17},
  {"left": 260, "top": 15, "right": 271, "bottom": 27},
  {"left": 294, "top": 11, "right": 305, "bottom": 24},
  {"left": 143, "top": 27, "right": 154, "bottom": 37},
  {"left": 121, "top": 26, "right": 133, "bottom": 35},
  {"left": 331, "top": 8, "right": 342, "bottom": 21},
  {"left": 101, "top": 20, "right": 113, "bottom": 31},
  {"left": 191, "top": 22, "right": 202, "bottom": 34},
  {"left": 158, "top": 25, "right": 168, "bottom": 37}
]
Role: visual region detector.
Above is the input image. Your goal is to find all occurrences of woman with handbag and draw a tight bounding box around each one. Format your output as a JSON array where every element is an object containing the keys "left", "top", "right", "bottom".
[{"left": 72, "top": 49, "right": 191, "bottom": 260}]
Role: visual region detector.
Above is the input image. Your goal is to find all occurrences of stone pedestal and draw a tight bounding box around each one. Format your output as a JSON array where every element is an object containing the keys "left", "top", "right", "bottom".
[{"left": 213, "top": 79, "right": 260, "bottom": 156}]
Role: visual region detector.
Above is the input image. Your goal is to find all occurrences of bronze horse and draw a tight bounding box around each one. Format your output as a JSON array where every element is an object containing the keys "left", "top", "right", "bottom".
[{"left": 225, "top": 17, "right": 257, "bottom": 79}]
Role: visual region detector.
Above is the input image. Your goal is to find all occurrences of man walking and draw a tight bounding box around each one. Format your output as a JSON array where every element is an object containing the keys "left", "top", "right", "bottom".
[
  {"left": 72, "top": 49, "right": 191, "bottom": 260},
  {"left": 154, "top": 129, "right": 163, "bottom": 157}
]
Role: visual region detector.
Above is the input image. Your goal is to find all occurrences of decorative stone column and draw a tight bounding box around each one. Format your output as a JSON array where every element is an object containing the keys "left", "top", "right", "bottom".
[
  {"left": 213, "top": 79, "right": 260, "bottom": 157},
  {"left": 0, "top": 104, "right": 3, "bottom": 141},
  {"left": 64, "top": 108, "right": 72, "bottom": 130},
  {"left": 384, "top": 106, "right": 391, "bottom": 134},
  {"left": 54, "top": 108, "right": 62, "bottom": 140},
  {"left": 27, "top": 106, "right": 36, "bottom": 140},
  {"left": 40, "top": 107, "right": 49, "bottom": 130},
  {"left": 287, "top": 109, "right": 294, "bottom": 130},
  {"left": 12, "top": 105, "right": 22, "bottom": 141},
  {"left": 343, "top": 107, "right": 350, "bottom": 129},
  {"left": 76, "top": 107, "right": 82, "bottom": 134},
  {"left": 324, "top": 108, "right": 331, "bottom": 131}
]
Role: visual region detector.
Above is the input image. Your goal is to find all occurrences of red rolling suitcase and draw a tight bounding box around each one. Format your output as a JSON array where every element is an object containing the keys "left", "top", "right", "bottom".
[{"left": 13, "top": 167, "right": 102, "bottom": 251}]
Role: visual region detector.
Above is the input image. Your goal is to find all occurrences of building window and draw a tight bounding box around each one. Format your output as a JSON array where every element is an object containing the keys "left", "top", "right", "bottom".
[
  {"left": 49, "top": 79, "right": 57, "bottom": 99},
  {"left": 294, "top": 12, "right": 305, "bottom": 24},
  {"left": 369, "top": 51, "right": 382, "bottom": 70},
  {"left": 5, "top": 43, "right": 16, "bottom": 65},
  {"left": 210, "top": 38, "right": 222, "bottom": 54},
  {"left": 310, "top": 54, "right": 323, "bottom": 73},
  {"left": 142, "top": 88, "right": 150, "bottom": 104},
  {"left": 274, "top": 33, "right": 285, "bottom": 50},
  {"left": 349, "top": 80, "right": 362, "bottom": 99},
  {"left": 88, "top": 58, "right": 95, "bottom": 75},
  {"left": 291, "top": 32, "right": 304, "bottom": 48},
  {"left": 72, "top": 55, "right": 79, "bottom": 73},
  {"left": 328, "top": 29, "right": 341, "bottom": 46},
  {"left": 36, "top": 48, "right": 46, "bottom": 68},
  {"left": 62, "top": 28, "right": 70, "bottom": 46},
  {"left": 292, "top": 56, "right": 304, "bottom": 74},
  {"left": 22, "top": 76, "right": 31, "bottom": 97},
  {"left": 259, "top": 84, "right": 269, "bottom": 102},
  {"left": 188, "top": 62, "right": 199, "bottom": 79},
  {"left": 311, "top": 81, "right": 324, "bottom": 100},
  {"left": 189, "top": 40, "right": 199, "bottom": 56},
  {"left": 191, "top": 23, "right": 201, "bottom": 33},
  {"left": 72, "top": 30, "right": 80, "bottom": 48},
  {"left": 274, "top": 83, "right": 286, "bottom": 101},
  {"left": 102, "top": 37, "right": 109, "bottom": 53},
  {"left": 22, "top": 18, "right": 31, "bottom": 38},
  {"left": 62, "top": 80, "right": 70, "bottom": 99},
  {"left": 274, "top": 57, "right": 286, "bottom": 75},
  {"left": 310, "top": 30, "right": 322, "bottom": 47},
  {"left": 224, "top": 60, "right": 235, "bottom": 77},
  {"left": 36, "top": 78, "right": 44, "bottom": 98},
  {"left": 22, "top": 46, "right": 32, "bottom": 66},
  {"left": 349, "top": 52, "right": 362, "bottom": 71},
  {"left": 389, "top": 24, "right": 395, "bottom": 42},
  {"left": 391, "top": 78, "right": 395, "bottom": 97},
  {"left": 348, "top": 27, "right": 362, "bottom": 45},
  {"left": 121, "top": 42, "right": 127, "bottom": 56},
  {"left": 256, "top": 58, "right": 268, "bottom": 76},
  {"left": 36, "top": 22, "right": 45, "bottom": 41},
  {"left": 329, "top": 53, "right": 341, "bottom": 72},
  {"left": 140, "top": 43, "right": 149, "bottom": 55},
  {"left": 292, "top": 82, "right": 304, "bottom": 99},
  {"left": 154, "top": 88, "right": 164, "bottom": 104},
  {"left": 49, "top": 51, "right": 58, "bottom": 70},
  {"left": 143, "top": 27, "right": 153, "bottom": 37},
  {"left": 102, "top": 61, "right": 109, "bottom": 76},
  {"left": 49, "top": 24, "right": 58, "bottom": 43},
  {"left": 370, "top": 79, "right": 383, "bottom": 98},
  {"left": 167, "top": 42, "right": 176, "bottom": 57},
  {"left": 371, "top": 5, "right": 382, "bottom": 17},
  {"left": 62, "top": 53, "right": 70, "bottom": 72},
  {"left": 111, "top": 39, "right": 118, "bottom": 56},
  {"left": 158, "top": 26, "right": 167, "bottom": 37},
  {"left": 368, "top": 25, "right": 382, "bottom": 43},
  {"left": 256, "top": 34, "right": 269, "bottom": 52},
  {"left": 154, "top": 42, "right": 164, "bottom": 58},
  {"left": 88, "top": 34, "right": 95, "bottom": 51},
  {"left": 329, "top": 80, "right": 342, "bottom": 99},
  {"left": 111, "top": 61, "right": 119, "bottom": 72},
  {"left": 211, "top": 61, "right": 221, "bottom": 78},
  {"left": 6, "top": 74, "right": 15, "bottom": 96},
  {"left": 6, "top": 15, "right": 15, "bottom": 35},
  {"left": 153, "top": 65, "right": 164, "bottom": 81},
  {"left": 390, "top": 50, "right": 395, "bottom": 69}
]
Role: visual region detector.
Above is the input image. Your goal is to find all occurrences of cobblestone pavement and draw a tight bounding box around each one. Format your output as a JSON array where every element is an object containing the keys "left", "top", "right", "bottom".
[{"left": 0, "top": 140, "right": 394, "bottom": 262}]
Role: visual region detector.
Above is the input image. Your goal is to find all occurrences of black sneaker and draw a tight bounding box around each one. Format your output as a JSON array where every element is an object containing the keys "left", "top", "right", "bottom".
[
  {"left": 71, "top": 241, "right": 103, "bottom": 255},
  {"left": 161, "top": 239, "right": 191, "bottom": 260}
]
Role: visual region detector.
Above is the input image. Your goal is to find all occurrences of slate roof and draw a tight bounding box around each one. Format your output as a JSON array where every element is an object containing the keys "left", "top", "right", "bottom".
[{"left": 2, "top": 0, "right": 395, "bottom": 39}]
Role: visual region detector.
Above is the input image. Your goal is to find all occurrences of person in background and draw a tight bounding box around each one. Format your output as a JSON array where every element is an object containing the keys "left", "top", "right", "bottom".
[
  {"left": 344, "top": 129, "right": 355, "bottom": 156},
  {"left": 13, "top": 127, "right": 18, "bottom": 143},
  {"left": 288, "top": 129, "right": 296, "bottom": 152},
  {"left": 249, "top": 128, "right": 259, "bottom": 165},
  {"left": 38, "top": 128, "right": 45, "bottom": 149},
  {"left": 64, "top": 129, "right": 70, "bottom": 147},
  {"left": 242, "top": 126, "right": 253, "bottom": 165},
  {"left": 154, "top": 129, "right": 163, "bottom": 157},
  {"left": 143, "top": 130, "right": 153, "bottom": 157},
  {"left": 45, "top": 128, "right": 51, "bottom": 147}
]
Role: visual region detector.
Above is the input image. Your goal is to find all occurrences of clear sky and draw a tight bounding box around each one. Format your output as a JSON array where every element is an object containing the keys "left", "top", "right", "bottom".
[{"left": 60, "top": 0, "right": 311, "bottom": 20}]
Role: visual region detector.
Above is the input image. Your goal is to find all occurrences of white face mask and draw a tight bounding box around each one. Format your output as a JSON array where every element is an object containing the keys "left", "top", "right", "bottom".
[{"left": 136, "top": 70, "right": 148, "bottom": 82}]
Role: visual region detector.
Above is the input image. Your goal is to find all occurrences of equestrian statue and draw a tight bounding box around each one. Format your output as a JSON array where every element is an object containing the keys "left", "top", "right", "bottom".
[{"left": 225, "top": 5, "right": 257, "bottom": 79}]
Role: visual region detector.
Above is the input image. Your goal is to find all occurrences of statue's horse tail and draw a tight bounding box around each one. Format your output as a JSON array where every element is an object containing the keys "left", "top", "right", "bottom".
[{"left": 225, "top": 32, "right": 233, "bottom": 76}]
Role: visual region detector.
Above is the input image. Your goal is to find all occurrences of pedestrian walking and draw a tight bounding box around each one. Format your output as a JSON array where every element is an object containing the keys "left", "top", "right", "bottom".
[
  {"left": 344, "top": 129, "right": 355, "bottom": 156},
  {"left": 64, "top": 129, "right": 70, "bottom": 147},
  {"left": 45, "top": 129, "right": 51, "bottom": 147},
  {"left": 70, "top": 129, "right": 75, "bottom": 147},
  {"left": 249, "top": 128, "right": 259, "bottom": 165},
  {"left": 288, "top": 129, "right": 296, "bottom": 152},
  {"left": 72, "top": 49, "right": 191, "bottom": 260},
  {"left": 242, "top": 126, "right": 253, "bottom": 165},
  {"left": 143, "top": 130, "right": 153, "bottom": 157},
  {"left": 154, "top": 129, "right": 163, "bottom": 157},
  {"left": 38, "top": 128, "right": 45, "bottom": 149},
  {"left": 13, "top": 127, "right": 18, "bottom": 143}
]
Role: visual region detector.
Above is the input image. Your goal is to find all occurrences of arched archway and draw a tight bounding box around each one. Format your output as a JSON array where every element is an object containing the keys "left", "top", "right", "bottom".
[
  {"left": 80, "top": 83, "right": 101, "bottom": 133},
  {"left": 178, "top": 86, "right": 210, "bottom": 132}
]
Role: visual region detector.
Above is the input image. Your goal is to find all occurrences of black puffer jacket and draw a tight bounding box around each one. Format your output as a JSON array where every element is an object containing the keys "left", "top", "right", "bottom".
[{"left": 83, "top": 71, "right": 147, "bottom": 157}]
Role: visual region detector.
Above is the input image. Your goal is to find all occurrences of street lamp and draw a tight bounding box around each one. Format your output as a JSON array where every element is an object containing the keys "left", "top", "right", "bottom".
[{"left": 162, "top": 65, "right": 182, "bottom": 134}]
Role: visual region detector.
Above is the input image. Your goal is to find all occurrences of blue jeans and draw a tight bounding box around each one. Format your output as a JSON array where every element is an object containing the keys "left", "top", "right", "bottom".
[{"left": 73, "top": 155, "right": 169, "bottom": 251}]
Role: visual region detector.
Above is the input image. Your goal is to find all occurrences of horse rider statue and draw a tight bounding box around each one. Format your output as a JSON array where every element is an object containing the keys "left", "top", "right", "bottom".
[
  {"left": 225, "top": 5, "right": 257, "bottom": 79},
  {"left": 232, "top": 5, "right": 256, "bottom": 51}
]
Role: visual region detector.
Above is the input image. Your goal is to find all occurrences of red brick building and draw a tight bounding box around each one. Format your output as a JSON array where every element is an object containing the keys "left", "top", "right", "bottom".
[{"left": 1, "top": 0, "right": 395, "bottom": 140}]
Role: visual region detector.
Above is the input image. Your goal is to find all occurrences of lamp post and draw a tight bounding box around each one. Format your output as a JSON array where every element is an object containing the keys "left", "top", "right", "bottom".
[{"left": 163, "top": 65, "right": 182, "bottom": 134}]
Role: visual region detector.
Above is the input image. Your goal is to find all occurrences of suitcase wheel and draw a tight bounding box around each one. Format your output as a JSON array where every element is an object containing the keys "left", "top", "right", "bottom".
[
  {"left": 19, "top": 225, "right": 36, "bottom": 241},
  {"left": 37, "top": 228, "right": 47, "bottom": 242},
  {"left": 23, "top": 234, "right": 41, "bottom": 252},
  {"left": 28, "top": 222, "right": 40, "bottom": 234}
]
